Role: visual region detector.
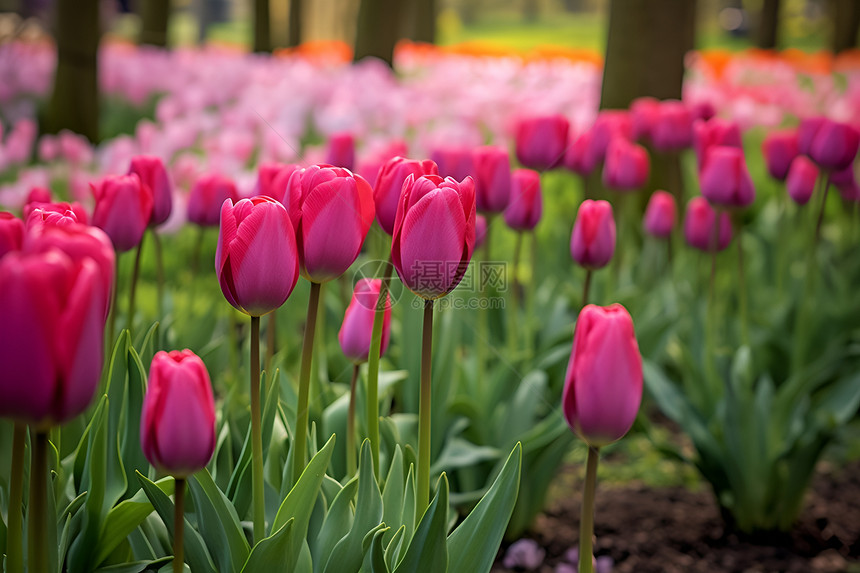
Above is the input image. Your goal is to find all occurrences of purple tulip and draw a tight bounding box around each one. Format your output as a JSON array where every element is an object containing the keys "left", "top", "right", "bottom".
[
  {"left": 504, "top": 168, "right": 542, "bottom": 231},
  {"left": 798, "top": 116, "right": 860, "bottom": 171},
  {"left": 430, "top": 146, "right": 475, "bottom": 182},
  {"left": 188, "top": 173, "right": 241, "bottom": 227},
  {"left": 693, "top": 118, "right": 742, "bottom": 168},
  {"left": 472, "top": 145, "right": 512, "bottom": 213},
  {"left": 571, "top": 199, "right": 615, "bottom": 270},
  {"left": 762, "top": 129, "right": 800, "bottom": 181},
  {"left": 325, "top": 132, "right": 356, "bottom": 171},
  {"left": 652, "top": 100, "right": 693, "bottom": 152},
  {"left": 602, "top": 138, "right": 650, "bottom": 191},
  {"left": 785, "top": 156, "right": 819, "bottom": 206},
  {"left": 643, "top": 190, "right": 676, "bottom": 238},
  {"left": 515, "top": 114, "right": 570, "bottom": 170},
  {"left": 684, "top": 196, "right": 732, "bottom": 252},
  {"left": 699, "top": 146, "right": 755, "bottom": 208}
]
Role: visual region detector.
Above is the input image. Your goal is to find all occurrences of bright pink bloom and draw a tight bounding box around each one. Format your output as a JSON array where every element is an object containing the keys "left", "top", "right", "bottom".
[
  {"left": 588, "top": 111, "right": 633, "bottom": 166},
  {"left": 762, "top": 129, "right": 800, "bottom": 182},
  {"left": 652, "top": 100, "right": 693, "bottom": 152},
  {"left": 630, "top": 97, "right": 660, "bottom": 141},
  {"left": 472, "top": 145, "right": 512, "bottom": 213},
  {"left": 699, "top": 146, "right": 755, "bottom": 208},
  {"left": 129, "top": 155, "right": 172, "bottom": 226},
  {"left": 798, "top": 117, "right": 860, "bottom": 171},
  {"left": 91, "top": 174, "right": 154, "bottom": 253},
  {"left": 24, "top": 201, "right": 88, "bottom": 231},
  {"left": 693, "top": 118, "right": 742, "bottom": 168},
  {"left": 785, "top": 156, "right": 819, "bottom": 206},
  {"left": 564, "top": 130, "right": 598, "bottom": 176},
  {"left": 515, "top": 114, "right": 570, "bottom": 170},
  {"left": 504, "top": 169, "right": 542, "bottom": 231},
  {"left": 25, "top": 187, "right": 52, "bottom": 205},
  {"left": 141, "top": 350, "right": 216, "bottom": 477},
  {"left": 338, "top": 278, "right": 392, "bottom": 364},
  {"left": 430, "top": 146, "right": 475, "bottom": 182},
  {"left": 571, "top": 200, "right": 615, "bottom": 270},
  {"left": 373, "top": 156, "right": 438, "bottom": 235},
  {"left": 216, "top": 196, "right": 300, "bottom": 316},
  {"left": 392, "top": 174, "right": 476, "bottom": 299},
  {"left": 188, "top": 173, "right": 241, "bottom": 227},
  {"left": 255, "top": 162, "right": 300, "bottom": 201},
  {"left": 0, "top": 212, "right": 24, "bottom": 259},
  {"left": 683, "top": 196, "right": 733, "bottom": 252},
  {"left": 325, "top": 132, "right": 356, "bottom": 171},
  {"left": 602, "top": 138, "right": 650, "bottom": 191},
  {"left": 562, "top": 303, "right": 643, "bottom": 446},
  {"left": 643, "top": 191, "right": 676, "bottom": 238}
]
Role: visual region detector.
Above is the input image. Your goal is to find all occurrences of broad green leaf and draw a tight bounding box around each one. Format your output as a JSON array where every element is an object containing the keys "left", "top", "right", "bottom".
[
  {"left": 392, "top": 475, "right": 449, "bottom": 573},
  {"left": 313, "top": 478, "right": 358, "bottom": 573},
  {"left": 188, "top": 469, "right": 250, "bottom": 572},
  {"left": 381, "top": 446, "right": 404, "bottom": 545},
  {"left": 239, "top": 519, "right": 295, "bottom": 573},
  {"left": 94, "top": 557, "right": 172, "bottom": 573},
  {"left": 359, "top": 525, "right": 390, "bottom": 573}
]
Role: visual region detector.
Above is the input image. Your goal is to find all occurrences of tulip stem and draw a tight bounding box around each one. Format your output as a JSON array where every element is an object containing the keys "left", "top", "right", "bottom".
[
  {"left": 579, "top": 445, "right": 600, "bottom": 573},
  {"left": 512, "top": 231, "right": 523, "bottom": 307},
  {"left": 108, "top": 256, "right": 119, "bottom": 355},
  {"left": 265, "top": 310, "right": 277, "bottom": 375},
  {"left": 293, "top": 282, "right": 321, "bottom": 486},
  {"left": 249, "top": 315, "right": 265, "bottom": 544},
  {"left": 173, "top": 478, "right": 186, "bottom": 573},
  {"left": 366, "top": 259, "right": 392, "bottom": 478},
  {"left": 417, "top": 299, "right": 434, "bottom": 523},
  {"left": 736, "top": 224, "right": 749, "bottom": 348},
  {"left": 128, "top": 234, "right": 145, "bottom": 332},
  {"left": 582, "top": 269, "right": 592, "bottom": 309},
  {"left": 152, "top": 229, "right": 165, "bottom": 320},
  {"left": 27, "top": 431, "right": 48, "bottom": 573},
  {"left": 347, "top": 363, "right": 360, "bottom": 477},
  {"left": 6, "top": 423, "right": 25, "bottom": 573},
  {"left": 813, "top": 173, "right": 831, "bottom": 245}
]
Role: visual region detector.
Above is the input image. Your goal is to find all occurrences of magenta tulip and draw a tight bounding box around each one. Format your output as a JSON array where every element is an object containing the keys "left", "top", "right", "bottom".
[
  {"left": 515, "top": 114, "right": 570, "bottom": 170},
  {"left": 693, "top": 118, "right": 742, "bottom": 168},
  {"left": 25, "top": 187, "right": 52, "bottom": 206},
  {"left": 392, "top": 174, "right": 476, "bottom": 299},
  {"left": 699, "top": 146, "right": 755, "bottom": 208},
  {"left": 762, "top": 129, "right": 800, "bottom": 182},
  {"left": 562, "top": 303, "right": 643, "bottom": 446},
  {"left": 0, "top": 212, "right": 24, "bottom": 259},
  {"left": 216, "top": 196, "right": 300, "bottom": 316},
  {"left": 571, "top": 199, "right": 615, "bottom": 270},
  {"left": 91, "top": 174, "right": 154, "bottom": 253},
  {"left": 472, "top": 145, "right": 512, "bottom": 213},
  {"left": 129, "top": 155, "right": 172, "bottom": 226},
  {"left": 684, "top": 196, "right": 733, "bottom": 252},
  {"left": 475, "top": 214, "right": 488, "bottom": 249},
  {"left": 141, "top": 350, "right": 216, "bottom": 477},
  {"left": 798, "top": 117, "right": 860, "bottom": 171},
  {"left": 504, "top": 168, "right": 542, "bottom": 231},
  {"left": 255, "top": 162, "right": 299, "bottom": 201},
  {"left": 602, "top": 138, "right": 650, "bottom": 191},
  {"left": 24, "top": 203, "right": 84, "bottom": 231},
  {"left": 588, "top": 111, "right": 633, "bottom": 166},
  {"left": 188, "top": 173, "right": 241, "bottom": 227},
  {"left": 430, "top": 146, "right": 475, "bottom": 182},
  {"left": 0, "top": 249, "right": 105, "bottom": 426},
  {"left": 325, "top": 132, "right": 356, "bottom": 171},
  {"left": 564, "top": 130, "right": 598, "bottom": 176},
  {"left": 374, "top": 156, "right": 439, "bottom": 235},
  {"left": 651, "top": 100, "right": 693, "bottom": 152},
  {"left": 630, "top": 97, "right": 660, "bottom": 142},
  {"left": 643, "top": 190, "right": 676, "bottom": 238},
  {"left": 785, "top": 156, "right": 819, "bottom": 206},
  {"left": 283, "top": 165, "right": 375, "bottom": 282},
  {"left": 338, "top": 278, "right": 392, "bottom": 364}
]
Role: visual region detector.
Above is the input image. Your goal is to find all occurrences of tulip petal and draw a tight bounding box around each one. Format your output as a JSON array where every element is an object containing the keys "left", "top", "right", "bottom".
[{"left": 301, "top": 178, "right": 365, "bottom": 282}]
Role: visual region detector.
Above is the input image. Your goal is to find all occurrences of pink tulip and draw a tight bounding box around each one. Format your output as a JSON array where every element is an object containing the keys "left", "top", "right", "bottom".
[
  {"left": 129, "top": 155, "right": 172, "bottom": 226},
  {"left": 515, "top": 114, "right": 570, "bottom": 170},
  {"left": 91, "top": 174, "right": 154, "bottom": 253},
  {"left": 188, "top": 173, "right": 241, "bottom": 227},
  {"left": 338, "top": 278, "right": 392, "bottom": 364},
  {"left": 785, "top": 156, "right": 819, "bottom": 206},
  {"left": 283, "top": 165, "right": 375, "bottom": 282},
  {"left": 571, "top": 199, "right": 615, "bottom": 270},
  {"left": 693, "top": 118, "right": 742, "bottom": 168},
  {"left": 762, "top": 129, "right": 799, "bottom": 181},
  {"left": 255, "top": 162, "right": 299, "bottom": 201},
  {"left": 652, "top": 100, "right": 693, "bottom": 152},
  {"left": 0, "top": 249, "right": 106, "bottom": 426},
  {"left": 0, "top": 212, "right": 24, "bottom": 259},
  {"left": 392, "top": 174, "right": 476, "bottom": 299},
  {"left": 643, "top": 190, "right": 676, "bottom": 238},
  {"left": 140, "top": 350, "right": 216, "bottom": 477},
  {"left": 588, "top": 111, "right": 633, "bottom": 166},
  {"left": 216, "top": 196, "right": 300, "bottom": 316},
  {"left": 430, "top": 146, "right": 475, "bottom": 182},
  {"left": 472, "top": 145, "right": 512, "bottom": 213},
  {"left": 684, "top": 196, "right": 732, "bottom": 252},
  {"left": 504, "top": 168, "right": 542, "bottom": 231},
  {"left": 25, "top": 187, "right": 52, "bottom": 206},
  {"left": 798, "top": 117, "right": 860, "bottom": 171},
  {"left": 699, "top": 146, "right": 755, "bottom": 208},
  {"left": 602, "top": 138, "right": 650, "bottom": 191},
  {"left": 562, "top": 303, "right": 643, "bottom": 446},
  {"left": 373, "top": 156, "right": 439, "bottom": 235},
  {"left": 630, "top": 97, "right": 660, "bottom": 142},
  {"left": 564, "top": 130, "right": 598, "bottom": 176},
  {"left": 475, "top": 214, "right": 488, "bottom": 249},
  {"left": 325, "top": 132, "right": 356, "bottom": 171}
]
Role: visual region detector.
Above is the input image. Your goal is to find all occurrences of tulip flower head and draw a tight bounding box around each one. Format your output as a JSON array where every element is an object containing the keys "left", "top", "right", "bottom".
[
  {"left": 630, "top": 97, "right": 660, "bottom": 142},
  {"left": 699, "top": 146, "right": 755, "bottom": 209},
  {"left": 693, "top": 118, "right": 742, "bottom": 168},
  {"left": 643, "top": 190, "right": 677, "bottom": 239},
  {"left": 515, "top": 114, "right": 570, "bottom": 170},
  {"left": 762, "top": 129, "right": 800, "bottom": 182},
  {"left": 562, "top": 304, "right": 643, "bottom": 446},
  {"left": 798, "top": 117, "right": 860, "bottom": 171},
  {"left": 188, "top": 173, "right": 241, "bottom": 227},
  {"left": 129, "top": 155, "right": 172, "bottom": 226},
  {"left": 588, "top": 111, "right": 633, "bottom": 167},
  {"left": 472, "top": 145, "right": 512, "bottom": 213},
  {"left": 91, "top": 174, "right": 154, "bottom": 253},
  {"left": 602, "top": 138, "right": 650, "bottom": 191},
  {"left": 430, "top": 146, "right": 475, "bottom": 182},
  {"left": 684, "top": 196, "right": 733, "bottom": 252},
  {"left": 571, "top": 199, "right": 616, "bottom": 270},
  {"left": 565, "top": 129, "right": 598, "bottom": 176},
  {"left": 24, "top": 202, "right": 86, "bottom": 231},
  {"left": 255, "top": 162, "right": 300, "bottom": 202},
  {"left": 392, "top": 174, "right": 476, "bottom": 299},
  {"left": 785, "top": 156, "right": 819, "bottom": 206},
  {"left": 325, "top": 132, "right": 356, "bottom": 171},
  {"left": 338, "top": 278, "right": 392, "bottom": 364},
  {"left": 141, "top": 350, "right": 216, "bottom": 477},
  {"left": 504, "top": 168, "right": 542, "bottom": 231},
  {"left": 651, "top": 100, "right": 693, "bottom": 152},
  {"left": 374, "top": 156, "right": 439, "bottom": 235},
  {"left": 0, "top": 212, "right": 24, "bottom": 259}
]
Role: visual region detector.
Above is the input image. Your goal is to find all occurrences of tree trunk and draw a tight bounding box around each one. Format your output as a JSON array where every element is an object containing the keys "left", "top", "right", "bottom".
[
  {"left": 755, "top": 0, "right": 780, "bottom": 49},
  {"left": 523, "top": 0, "right": 540, "bottom": 23},
  {"left": 43, "top": 0, "right": 99, "bottom": 142},
  {"left": 354, "top": 0, "right": 404, "bottom": 66},
  {"left": 254, "top": 0, "right": 271, "bottom": 52},
  {"left": 563, "top": 0, "right": 584, "bottom": 11},
  {"left": 832, "top": 0, "right": 860, "bottom": 53},
  {"left": 139, "top": 0, "right": 171, "bottom": 47},
  {"left": 288, "top": 0, "right": 302, "bottom": 48},
  {"left": 412, "top": 0, "right": 435, "bottom": 43}
]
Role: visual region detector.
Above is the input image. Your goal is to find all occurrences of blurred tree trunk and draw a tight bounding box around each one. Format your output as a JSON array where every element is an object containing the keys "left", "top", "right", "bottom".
[
  {"left": 354, "top": 0, "right": 403, "bottom": 66},
  {"left": 523, "top": 0, "right": 539, "bottom": 23},
  {"left": 254, "top": 0, "right": 271, "bottom": 52},
  {"left": 563, "top": 0, "right": 584, "bottom": 11},
  {"left": 139, "top": 0, "right": 171, "bottom": 47},
  {"left": 43, "top": 0, "right": 99, "bottom": 142},
  {"left": 288, "top": 0, "right": 302, "bottom": 47},
  {"left": 412, "top": 0, "right": 436, "bottom": 43},
  {"left": 755, "top": 0, "right": 780, "bottom": 49},
  {"left": 460, "top": 0, "right": 479, "bottom": 25},
  {"left": 832, "top": 0, "right": 860, "bottom": 53}
]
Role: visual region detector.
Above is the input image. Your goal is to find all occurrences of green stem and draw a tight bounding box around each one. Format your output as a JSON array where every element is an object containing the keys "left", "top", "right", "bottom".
[
  {"left": 346, "top": 363, "right": 360, "bottom": 477},
  {"left": 365, "top": 260, "right": 393, "bottom": 478},
  {"left": 128, "top": 233, "right": 145, "bottom": 332},
  {"left": 27, "top": 431, "right": 49, "bottom": 573},
  {"left": 813, "top": 173, "right": 831, "bottom": 245},
  {"left": 173, "top": 478, "right": 186, "bottom": 573},
  {"left": 476, "top": 222, "right": 491, "bottom": 383},
  {"left": 512, "top": 231, "right": 523, "bottom": 307},
  {"left": 152, "top": 228, "right": 165, "bottom": 320},
  {"left": 293, "top": 282, "right": 322, "bottom": 485},
  {"left": 578, "top": 446, "right": 600, "bottom": 573},
  {"left": 107, "top": 255, "right": 119, "bottom": 356},
  {"left": 417, "top": 299, "right": 434, "bottom": 522},
  {"left": 582, "top": 269, "right": 592, "bottom": 309},
  {"left": 250, "top": 315, "right": 264, "bottom": 543},
  {"left": 736, "top": 224, "right": 749, "bottom": 348},
  {"left": 525, "top": 231, "right": 538, "bottom": 359},
  {"left": 265, "top": 310, "right": 277, "bottom": 375},
  {"left": 6, "top": 423, "right": 25, "bottom": 573}
]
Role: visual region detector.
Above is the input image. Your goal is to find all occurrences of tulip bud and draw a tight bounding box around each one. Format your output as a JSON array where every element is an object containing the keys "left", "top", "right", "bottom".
[
  {"left": 473, "top": 145, "right": 512, "bottom": 213},
  {"left": 325, "top": 132, "right": 356, "bottom": 171},
  {"left": 91, "top": 174, "right": 154, "bottom": 253},
  {"left": 562, "top": 303, "right": 643, "bottom": 446},
  {"left": 571, "top": 200, "right": 615, "bottom": 270},
  {"left": 643, "top": 190, "right": 676, "bottom": 238},
  {"left": 216, "top": 196, "right": 300, "bottom": 316},
  {"left": 699, "top": 146, "right": 755, "bottom": 208},
  {"left": 762, "top": 129, "right": 800, "bottom": 181},
  {"left": 0, "top": 249, "right": 106, "bottom": 426},
  {"left": 188, "top": 173, "right": 241, "bottom": 227},
  {"left": 602, "top": 138, "right": 650, "bottom": 191},
  {"left": 430, "top": 146, "right": 475, "bottom": 182},
  {"left": 0, "top": 212, "right": 24, "bottom": 259},
  {"left": 652, "top": 100, "right": 693, "bottom": 152},
  {"left": 392, "top": 174, "right": 476, "bottom": 299},
  {"left": 129, "top": 155, "right": 173, "bottom": 226},
  {"left": 475, "top": 214, "right": 488, "bottom": 249},
  {"left": 504, "top": 168, "right": 542, "bottom": 231},
  {"left": 374, "top": 156, "right": 439, "bottom": 235},
  {"left": 683, "top": 197, "right": 733, "bottom": 252},
  {"left": 141, "top": 350, "right": 216, "bottom": 477},
  {"left": 515, "top": 114, "right": 570, "bottom": 170},
  {"left": 283, "top": 165, "right": 375, "bottom": 282},
  {"left": 785, "top": 156, "right": 819, "bottom": 206},
  {"left": 693, "top": 118, "right": 742, "bottom": 168},
  {"left": 338, "top": 279, "right": 392, "bottom": 364},
  {"left": 798, "top": 117, "right": 860, "bottom": 171}
]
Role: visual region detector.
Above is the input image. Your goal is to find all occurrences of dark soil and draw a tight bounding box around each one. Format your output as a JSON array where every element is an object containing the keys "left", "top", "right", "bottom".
[{"left": 494, "top": 460, "right": 860, "bottom": 573}]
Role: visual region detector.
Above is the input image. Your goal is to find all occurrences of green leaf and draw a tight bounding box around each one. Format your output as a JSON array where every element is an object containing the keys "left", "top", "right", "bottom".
[
  {"left": 94, "top": 557, "right": 172, "bottom": 573},
  {"left": 381, "top": 446, "right": 404, "bottom": 545},
  {"left": 313, "top": 478, "right": 357, "bottom": 573},
  {"left": 392, "top": 474, "right": 449, "bottom": 573},
  {"left": 448, "top": 444, "right": 522, "bottom": 573},
  {"left": 188, "top": 469, "right": 250, "bottom": 572},
  {"left": 239, "top": 519, "right": 295, "bottom": 573},
  {"left": 359, "top": 525, "right": 390, "bottom": 573}
]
